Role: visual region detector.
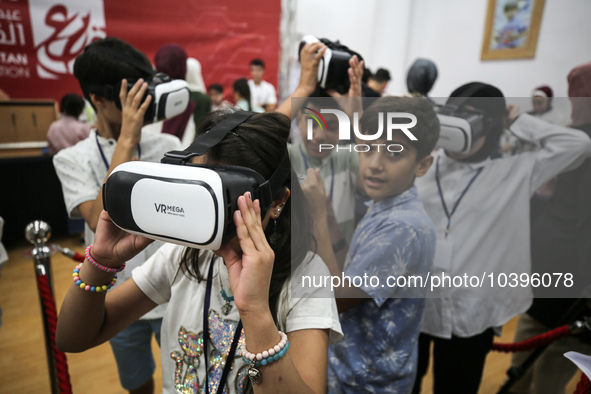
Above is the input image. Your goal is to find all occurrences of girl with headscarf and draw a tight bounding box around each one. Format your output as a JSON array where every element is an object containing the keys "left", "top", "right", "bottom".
[
  {"left": 154, "top": 43, "right": 211, "bottom": 146},
  {"left": 406, "top": 58, "right": 438, "bottom": 101}
]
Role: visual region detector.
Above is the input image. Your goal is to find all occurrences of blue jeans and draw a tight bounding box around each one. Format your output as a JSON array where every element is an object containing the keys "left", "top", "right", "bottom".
[{"left": 109, "top": 318, "right": 163, "bottom": 391}]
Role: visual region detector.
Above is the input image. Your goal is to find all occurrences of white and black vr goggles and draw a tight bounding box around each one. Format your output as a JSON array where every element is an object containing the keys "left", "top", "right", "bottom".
[
  {"left": 102, "top": 111, "right": 291, "bottom": 250},
  {"left": 434, "top": 104, "right": 492, "bottom": 154},
  {"left": 299, "top": 35, "right": 363, "bottom": 95},
  {"left": 84, "top": 45, "right": 190, "bottom": 123}
]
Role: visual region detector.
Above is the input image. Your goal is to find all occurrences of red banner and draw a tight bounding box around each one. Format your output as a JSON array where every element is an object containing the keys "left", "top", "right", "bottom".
[{"left": 0, "top": 0, "right": 280, "bottom": 103}]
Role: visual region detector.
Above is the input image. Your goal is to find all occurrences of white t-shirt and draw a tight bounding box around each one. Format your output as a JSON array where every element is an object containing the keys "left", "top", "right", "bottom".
[
  {"left": 248, "top": 79, "right": 277, "bottom": 107},
  {"left": 132, "top": 244, "right": 343, "bottom": 394},
  {"left": 53, "top": 129, "right": 181, "bottom": 320}
]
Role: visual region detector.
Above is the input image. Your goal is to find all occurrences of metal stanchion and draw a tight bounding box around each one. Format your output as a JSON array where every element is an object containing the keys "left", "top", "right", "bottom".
[{"left": 25, "top": 220, "right": 72, "bottom": 394}]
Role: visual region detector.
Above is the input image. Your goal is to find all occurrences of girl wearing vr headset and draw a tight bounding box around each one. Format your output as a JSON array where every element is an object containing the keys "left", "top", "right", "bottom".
[{"left": 56, "top": 51, "right": 343, "bottom": 393}]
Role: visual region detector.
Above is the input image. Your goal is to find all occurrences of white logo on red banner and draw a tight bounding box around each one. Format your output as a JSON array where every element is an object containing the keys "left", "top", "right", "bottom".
[{"left": 29, "top": 0, "right": 106, "bottom": 79}]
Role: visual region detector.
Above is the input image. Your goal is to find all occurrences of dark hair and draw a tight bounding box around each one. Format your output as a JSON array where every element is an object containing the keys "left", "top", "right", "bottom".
[
  {"left": 179, "top": 108, "right": 313, "bottom": 325},
  {"left": 209, "top": 83, "right": 224, "bottom": 94},
  {"left": 447, "top": 82, "right": 506, "bottom": 162},
  {"left": 371, "top": 68, "right": 391, "bottom": 83},
  {"left": 249, "top": 58, "right": 265, "bottom": 69},
  {"left": 233, "top": 78, "right": 252, "bottom": 111},
  {"left": 360, "top": 96, "right": 440, "bottom": 160},
  {"left": 362, "top": 67, "right": 372, "bottom": 84},
  {"left": 60, "top": 93, "right": 86, "bottom": 118},
  {"left": 73, "top": 37, "right": 153, "bottom": 106}
]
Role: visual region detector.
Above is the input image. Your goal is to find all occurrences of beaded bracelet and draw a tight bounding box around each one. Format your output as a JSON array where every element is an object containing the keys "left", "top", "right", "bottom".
[
  {"left": 85, "top": 244, "right": 125, "bottom": 273},
  {"left": 72, "top": 263, "right": 117, "bottom": 292},
  {"left": 241, "top": 331, "right": 290, "bottom": 384}
]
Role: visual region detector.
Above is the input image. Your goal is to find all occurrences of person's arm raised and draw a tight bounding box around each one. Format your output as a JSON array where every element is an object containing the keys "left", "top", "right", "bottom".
[
  {"left": 300, "top": 169, "right": 365, "bottom": 312},
  {"left": 275, "top": 42, "right": 326, "bottom": 119},
  {"left": 56, "top": 210, "right": 157, "bottom": 352},
  {"left": 78, "top": 79, "right": 152, "bottom": 231},
  {"left": 326, "top": 55, "right": 364, "bottom": 120},
  {"left": 506, "top": 104, "right": 591, "bottom": 193},
  {"left": 216, "top": 193, "right": 330, "bottom": 393}
]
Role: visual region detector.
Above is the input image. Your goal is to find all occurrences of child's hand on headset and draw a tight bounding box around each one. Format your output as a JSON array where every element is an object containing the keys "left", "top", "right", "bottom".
[
  {"left": 298, "top": 42, "right": 327, "bottom": 97},
  {"left": 91, "top": 210, "right": 154, "bottom": 269},
  {"left": 119, "top": 78, "right": 152, "bottom": 147},
  {"left": 216, "top": 192, "right": 275, "bottom": 317}
]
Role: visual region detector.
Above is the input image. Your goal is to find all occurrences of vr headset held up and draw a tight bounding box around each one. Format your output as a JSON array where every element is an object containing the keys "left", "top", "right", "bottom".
[
  {"left": 299, "top": 35, "right": 364, "bottom": 95},
  {"left": 84, "top": 45, "right": 190, "bottom": 124},
  {"left": 102, "top": 111, "right": 291, "bottom": 250}
]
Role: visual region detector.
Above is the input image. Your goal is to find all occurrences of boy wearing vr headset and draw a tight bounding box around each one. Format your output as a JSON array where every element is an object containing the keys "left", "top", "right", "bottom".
[
  {"left": 411, "top": 83, "right": 591, "bottom": 394},
  {"left": 53, "top": 37, "right": 181, "bottom": 394}
]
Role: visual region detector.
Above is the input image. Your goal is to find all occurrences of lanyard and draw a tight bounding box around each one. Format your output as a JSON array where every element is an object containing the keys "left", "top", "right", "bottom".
[
  {"left": 95, "top": 133, "right": 141, "bottom": 171},
  {"left": 435, "top": 156, "right": 483, "bottom": 238},
  {"left": 299, "top": 146, "right": 334, "bottom": 202},
  {"left": 203, "top": 254, "right": 243, "bottom": 394}
]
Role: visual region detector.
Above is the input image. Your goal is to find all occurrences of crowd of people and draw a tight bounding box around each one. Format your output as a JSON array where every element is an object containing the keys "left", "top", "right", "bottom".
[{"left": 38, "top": 35, "right": 591, "bottom": 394}]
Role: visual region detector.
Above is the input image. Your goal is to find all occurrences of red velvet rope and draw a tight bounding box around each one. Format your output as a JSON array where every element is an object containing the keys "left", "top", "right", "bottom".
[
  {"left": 492, "top": 325, "right": 591, "bottom": 394},
  {"left": 36, "top": 274, "right": 73, "bottom": 393},
  {"left": 491, "top": 324, "right": 571, "bottom": 353},
  {"left": 575, "top": 373, "right": 591, "bottom": 394}
]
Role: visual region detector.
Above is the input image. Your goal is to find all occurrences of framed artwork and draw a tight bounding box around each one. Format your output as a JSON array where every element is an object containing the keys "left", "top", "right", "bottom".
[{"left": 481, "top": 0, "right": 546, "bottom": 60}]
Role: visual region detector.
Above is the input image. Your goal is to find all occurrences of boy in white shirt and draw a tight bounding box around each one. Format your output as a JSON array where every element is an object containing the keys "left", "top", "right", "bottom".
[
  {"left": 248, "top": 58, "right": 277, "bottom": 111},
  {"left": 412, "top": 82, "right": 591, "bottom": 394},
  {"left": 53, "top": 37, "right": 181, "bottom": 394}
]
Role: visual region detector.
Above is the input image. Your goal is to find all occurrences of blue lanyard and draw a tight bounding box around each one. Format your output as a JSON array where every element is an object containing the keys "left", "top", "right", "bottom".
[
  {"left": 95, "top": 132, "right": 141, "bottom": 171},
  {"left": 203, "top": 254, "right": 243, "bottom": 394},
  {"left": 435, "top": 156, "right": 483, "bottom": 238},
  {"left": 299, "top": 146, "right": 335, "bottom": 202}
]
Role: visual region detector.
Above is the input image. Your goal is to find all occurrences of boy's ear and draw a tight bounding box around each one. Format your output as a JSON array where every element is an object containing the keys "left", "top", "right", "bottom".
[
  {"left": 89, "top": 93, "right": 106, "bottom": 110},
  {"left": 414, "top": 155, "right": 434, "bottom": 178}
]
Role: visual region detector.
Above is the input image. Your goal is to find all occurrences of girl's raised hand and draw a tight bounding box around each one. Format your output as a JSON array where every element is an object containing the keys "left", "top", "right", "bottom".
[
  {"left": 215, "top": 192, "right": 275, "bottom": 316},
  {"left": 90, "top": 210, "right": 154, "bottom": 268}
]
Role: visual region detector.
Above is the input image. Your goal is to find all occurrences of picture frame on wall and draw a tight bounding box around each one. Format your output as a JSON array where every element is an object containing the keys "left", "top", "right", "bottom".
[{"left": 481, "top": 0, "right": 546, "bottom": 60}]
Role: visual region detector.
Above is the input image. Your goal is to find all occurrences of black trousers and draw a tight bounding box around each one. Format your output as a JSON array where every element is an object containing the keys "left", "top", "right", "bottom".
[{"left": 411, "top": 329, "right": 494, "bottom": 394}]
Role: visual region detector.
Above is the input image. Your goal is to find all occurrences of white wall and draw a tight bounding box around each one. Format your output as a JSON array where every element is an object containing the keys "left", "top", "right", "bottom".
[
  {"left": 293, "top": 0, "right": 412, "bottom": 96},
  {"left": 292, "top": 0, "right": 591, "bottom": 98},
  {"left": 407, "top": 0, "right": 591, "bottom": 98}
]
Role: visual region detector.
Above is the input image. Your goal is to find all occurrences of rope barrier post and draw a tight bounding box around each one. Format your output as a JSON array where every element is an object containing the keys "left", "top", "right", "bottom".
[
  {"left": 495, "top": 299, "right": 589, "bottom": 394},
  {"left": 25, "top": 220, "right": 72, "bottom": 394}
]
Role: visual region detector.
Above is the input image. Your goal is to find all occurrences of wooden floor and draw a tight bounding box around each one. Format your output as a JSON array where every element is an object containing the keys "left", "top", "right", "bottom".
[{"left": 0, "top": 234, "right": 581, "bottom": 393}]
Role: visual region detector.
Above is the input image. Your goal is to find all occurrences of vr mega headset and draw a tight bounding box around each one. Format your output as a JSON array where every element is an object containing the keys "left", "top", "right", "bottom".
[
  {"left": 83, "top": 45, "right": 190, "bottom": 123},
  {"left": 102, "top": 111, "right": 291, "bottom": 250},
  {"left": 299, "top": 35, "right": 364, "bottom": 95}
]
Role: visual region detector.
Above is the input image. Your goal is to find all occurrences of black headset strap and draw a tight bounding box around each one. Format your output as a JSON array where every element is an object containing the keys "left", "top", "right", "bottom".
[
  {"left": 261, "top": 155, "right": 291, "bottom": 199},
  {"left": 162, "top": 110, "right": 291, "bottom": 209},
  {"left": 163, "top": 111, "right": 258, "bottom": 163}
]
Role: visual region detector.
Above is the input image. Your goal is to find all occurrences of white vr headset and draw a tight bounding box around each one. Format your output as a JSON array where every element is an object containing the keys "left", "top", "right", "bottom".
[
  {"left": 102, "top": 111, "right": 291, "bottom": 250},
  {"left": 434, "top": 105, "right": 490, "bottom": 154},
  {"left": 84, "top": 45, "right": 191, "bottom": 123},
  {"left": 299, "top": 35, "right": 362, "bottom": 95}
]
